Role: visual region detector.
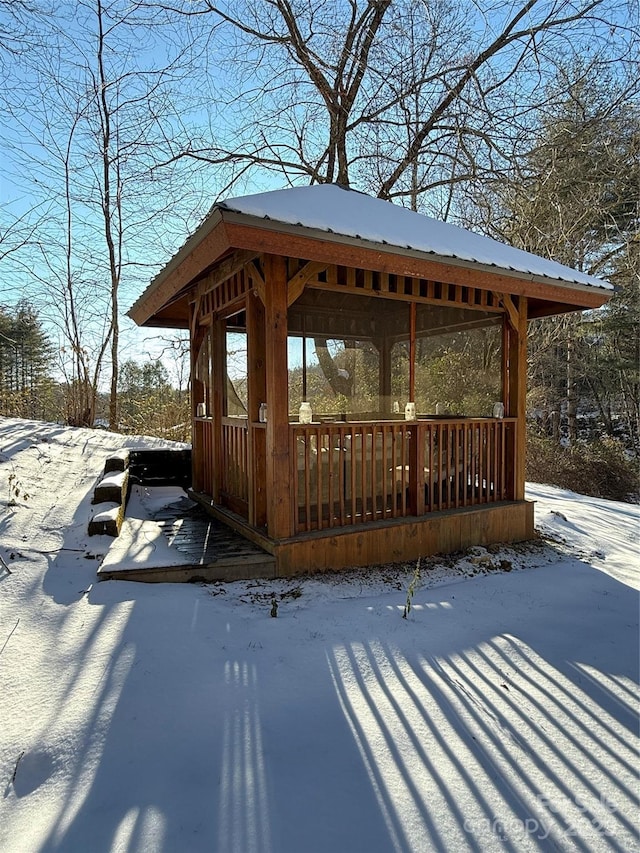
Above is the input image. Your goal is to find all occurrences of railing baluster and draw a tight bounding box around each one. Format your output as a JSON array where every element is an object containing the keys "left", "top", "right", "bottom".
[{"left": 289, "top": 417, "right": 514, "bottom": 532}]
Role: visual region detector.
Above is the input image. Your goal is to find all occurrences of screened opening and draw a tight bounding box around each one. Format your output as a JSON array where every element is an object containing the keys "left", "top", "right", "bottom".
[
  {"left": 287, "top": 289, "right": 502, "bottom": 420},
  {"left": 225, "top": 321, "right": 248, "bottom": 417},
  {"left": 193, "top": 324, "right": 213, "bottom": 416},
  {"left": 288, "top": 337, "right": 382, "bottom": 419},
  {"left": 414, "top": 304, "right": 502, "bottom": 417}
]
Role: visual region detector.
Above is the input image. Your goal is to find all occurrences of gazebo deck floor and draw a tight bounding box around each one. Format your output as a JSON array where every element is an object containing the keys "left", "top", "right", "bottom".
[{"left": 98, "top": 494, "right": 276, "bottom": 583}]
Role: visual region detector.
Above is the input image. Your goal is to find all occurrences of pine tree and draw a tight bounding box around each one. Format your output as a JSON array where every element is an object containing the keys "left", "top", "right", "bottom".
[{"left": 0, "top": 300, "right": 55, "bottom": 419}]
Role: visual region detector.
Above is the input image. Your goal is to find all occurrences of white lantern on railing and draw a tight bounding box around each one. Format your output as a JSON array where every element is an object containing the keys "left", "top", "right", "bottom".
[{"left": 299, "top": 402, "right": 313, "bottom": 423}]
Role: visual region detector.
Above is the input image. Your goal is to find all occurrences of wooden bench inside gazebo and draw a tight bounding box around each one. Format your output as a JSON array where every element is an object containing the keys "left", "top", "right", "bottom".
[{"left": 129, "top": 184, "right": 612, "bottom": 577}]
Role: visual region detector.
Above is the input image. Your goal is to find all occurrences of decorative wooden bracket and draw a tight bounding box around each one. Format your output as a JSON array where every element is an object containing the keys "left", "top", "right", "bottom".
[
  {"left": 287, "top": 261, "right": 329, "bottom": 306},
  {"left": 190, "top": 301, "right": 207, "bottom": 373},
  {"left": 248, "top": 260, "right": 266, "bottom": 305},
  {"left": 494, "top": 291, "right": 519, "bottom": 330},
  {"left": 190, "top": 295, "right": 201, "bottom": 339}
]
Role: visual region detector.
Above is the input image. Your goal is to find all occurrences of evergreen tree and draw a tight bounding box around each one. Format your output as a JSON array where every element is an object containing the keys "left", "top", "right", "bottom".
[{"left": 0, "top": 300, "right": 55, "bottom": 418}]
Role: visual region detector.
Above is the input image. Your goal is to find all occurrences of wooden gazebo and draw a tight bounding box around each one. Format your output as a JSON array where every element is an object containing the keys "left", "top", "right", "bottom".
[{"left": 129, "top": 185, "right": 611, "bottom": 576}]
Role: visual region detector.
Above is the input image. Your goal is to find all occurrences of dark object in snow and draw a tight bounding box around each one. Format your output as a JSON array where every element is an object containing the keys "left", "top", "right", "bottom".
[{"left": 271, "top": 597, "right": 278, "bottom": 618}]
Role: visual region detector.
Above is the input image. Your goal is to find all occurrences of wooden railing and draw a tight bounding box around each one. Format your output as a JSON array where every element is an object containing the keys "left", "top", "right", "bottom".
[
  {"left": 193, "top": 416, "right": 215, "bottom": 496},
  {"left": 221, "top": 417, "right": 249, "bottom": 514},
  {"left": 290, "top": 418, "right": 516, "bottom": 534}
]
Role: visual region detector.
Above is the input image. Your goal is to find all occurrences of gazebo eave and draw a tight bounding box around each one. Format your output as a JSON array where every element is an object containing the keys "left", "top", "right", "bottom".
[{"left": 129, "top": 209, "right": 611, "bottom": 329}]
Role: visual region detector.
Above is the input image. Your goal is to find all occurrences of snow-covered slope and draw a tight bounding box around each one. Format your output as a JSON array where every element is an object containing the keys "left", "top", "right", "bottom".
[{"left": 0, "top": 417, "right": 638, "bottom": 852}]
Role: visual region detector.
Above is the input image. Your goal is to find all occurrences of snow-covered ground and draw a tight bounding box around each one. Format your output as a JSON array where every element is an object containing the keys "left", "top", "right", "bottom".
[{"left": 0, "top": 416, "right": 638, "bottom": 853}]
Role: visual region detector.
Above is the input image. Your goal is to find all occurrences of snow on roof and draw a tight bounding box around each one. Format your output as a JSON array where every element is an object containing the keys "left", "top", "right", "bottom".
[{"left": 219, "top": 184, "right": 612, "bottom": 291}]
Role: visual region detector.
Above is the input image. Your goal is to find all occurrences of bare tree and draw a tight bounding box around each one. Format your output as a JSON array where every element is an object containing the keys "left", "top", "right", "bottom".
[
  {"left": 2, "top": 0, "right": 205, "bottom": 426},
  {"left": 149, "top": 0, "right": 633, "bottom": 214}
]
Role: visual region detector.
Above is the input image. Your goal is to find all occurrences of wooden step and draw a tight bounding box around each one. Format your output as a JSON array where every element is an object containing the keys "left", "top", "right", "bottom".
[
  {"left": 89, "top": 502, "right": 125, "bottom": 537},
  {"left": 104, "top": 449, "right": 130, "bottom": 474},
  {"left": 92, "top": 469, "right": 130, "bottom": 505}
]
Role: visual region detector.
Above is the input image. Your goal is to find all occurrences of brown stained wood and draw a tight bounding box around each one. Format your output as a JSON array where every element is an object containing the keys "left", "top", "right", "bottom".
[
  {"left": 223, "top": 222, "right": 608, "bottom": 311},
  {"left": 304, "top": 436, "right": 312, "bottom": 532},
  {"left": 339, "top": 434, "right": 346, "bottom": 525},
  {"left": 316, "top": 427, "right": 323, "bottom": 529},
  {"left": 274, "top": 501, "right": 535, "bottom": 576},
  {"left": 495, "top": 291, "right": 520, "bottom": 330},
  {"left": 501, "top": 317, "right": 510, "bottom": 415},
  {"left": 215, "top": 283, "right": 248, "bottom": 320},
  {"left": 130, "top": 196, "right": 597, "bottom": 575},
  {"left": 287, "top": 260, "right": 328, "bottom": 306},
  {"left": 305, "top": 278, "right": 504, "bottom": 314},
  {"left": 264, "top": 254, "right": 292, "bottom": 539},
  {"left": 210, "top": 317, "right": 226, "bottom": 503},
  {"left": 360, "top": 426, "right": 366, "bottom": 522},
  {"left": 371, "top": 425, "right": 378, "bottom": 519},
  {"left": 381, "top": 427, "right": 389, "bottom": 518},
  {"left": 469, "top": 426, "right": 477, "bottom": 506},
  {"left": 513, "top": 297, "right": 528, "bottom": 500},
  {"left": 248, "top": 260, "right": 266, "bottom": 305},
  {"left": 247, "top": 292, "right": 267, "bottom": 527},
  {"left": 409, "top": 302, "right": 416, "bottom": 402},
  {"left": 129, "top": 220, "right": 232, "bottom": 326},
  {"left": 190, "top": 295, "right": 201, "bottom": 342},
  {"left": 350, "top": 430, "right": 357, "bottom": 523},
  {"left": 194, "top": 248, "right": 258, "bottom": 303},
  {"left": 189, "top": 311, "right": 208, "bottom": 487},
  {"left": 461, "top": 426, "right": 468, "bottom": 509},
  {"left": 408, "top": 424, "right": 424, "bottom": 516},
  {"left": 454, "top": 425, "right": 461, "bottom": 509},
  {"left": 246, "top": 291, "right": 266, "bottom": 425},
  {"left": 250, "top": 426, "right": 267, "bottom": 529}
]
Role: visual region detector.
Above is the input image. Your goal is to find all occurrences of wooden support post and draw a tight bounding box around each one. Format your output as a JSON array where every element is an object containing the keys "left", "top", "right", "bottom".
[
  {"left": 409, "top": 302, "right": 416, "bottom": 403},
  {"left": 508, "top": 296, "right": 528, "bottom": 500},
  {"left": 211, "top": 316, "right": 226, "bottom": 503},
  {"left": 408, "top": 423, "right": 425, "bottom": 516},
  {"left": 501, "top": 315, "right": 510, "bottom": 415},
  {"left": 247, "top": 290, "right": 267, "bottom": 528},
  {"left": 189, "top": 300, "right": 203, "bottom": 493},
  {"left": 264, "top": 254, "right": 291, "bottom": 539},
  {"left": 377, "top": 335, "right": 392, "bottom": 413}
]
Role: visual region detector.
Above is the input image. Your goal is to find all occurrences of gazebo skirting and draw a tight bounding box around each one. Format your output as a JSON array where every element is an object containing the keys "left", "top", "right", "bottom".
[{"left": 191, "top": 414, "right": 534, "bottom": 576}]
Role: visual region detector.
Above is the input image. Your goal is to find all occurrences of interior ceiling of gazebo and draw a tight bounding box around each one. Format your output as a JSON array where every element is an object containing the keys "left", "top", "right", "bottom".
[
  {"left": 139, "top": 253, "right": 605, "bottom": 337},
  {"left": 225, "top": 288, "right": 502, "bottom": 342}
]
